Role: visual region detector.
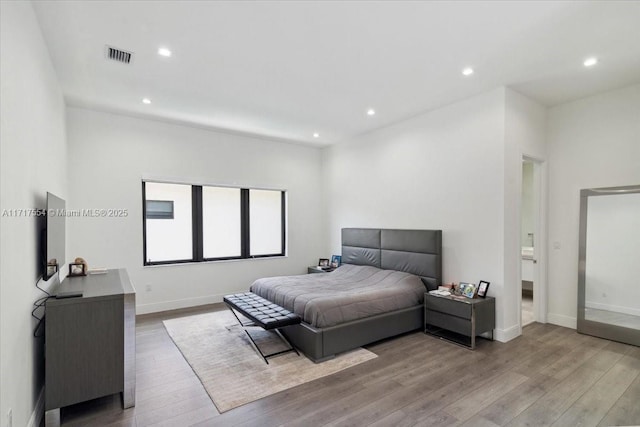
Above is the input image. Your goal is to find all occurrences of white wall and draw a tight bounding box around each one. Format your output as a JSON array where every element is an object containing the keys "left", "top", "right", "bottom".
[
  {"left": 0, "top": 2, "right": 68, "bottom": 426},
  {"left": 547, "top": 84, "right": 640, "bottom": 328},
  {"left": 323, "top": 88, "right": 547, "bottom": 341},
  {"left": 66, "top": 107, "right": 324, "bottom": 314},
  {"left": 323, "top": 89, "right": 514, "bottom": 337}
]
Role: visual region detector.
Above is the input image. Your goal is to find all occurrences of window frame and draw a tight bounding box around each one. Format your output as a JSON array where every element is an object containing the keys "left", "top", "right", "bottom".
[
  {"left": 142, "top": 181, "right": 286, "bottom": 266},
  {"left": 246, "top": 188, "right": 287, "bottom": 259}
]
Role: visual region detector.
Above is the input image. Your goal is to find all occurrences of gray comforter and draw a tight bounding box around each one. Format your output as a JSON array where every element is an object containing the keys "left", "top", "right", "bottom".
[{"left": 249, "top": 264, "right": 425, "bottom": 328}]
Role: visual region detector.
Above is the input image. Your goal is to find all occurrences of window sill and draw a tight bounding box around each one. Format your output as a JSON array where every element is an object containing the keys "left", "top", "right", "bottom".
[{"left": 143, "top": 255, "right": 288, "bottom": 269}]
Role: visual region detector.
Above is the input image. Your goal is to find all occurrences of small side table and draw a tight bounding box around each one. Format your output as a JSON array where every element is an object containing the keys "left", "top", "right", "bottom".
[
  {"left": 424, "top": 293, "right": 495, "bottom": 349},
  {"left": 307, "top": 266, "right": 335, "bottom": 274}
]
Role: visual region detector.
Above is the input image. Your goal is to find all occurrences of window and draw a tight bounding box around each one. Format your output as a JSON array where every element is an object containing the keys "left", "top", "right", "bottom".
[
  {"left": 143, "top": 181, "right": 286, "bottom": 265},
  {"left": 250, "top": 189, "right": 284, "bottom": 256},
  {"left": 144, "top": 183, "right": 192, "bottom": 263},
  {"left": 146, "top": 200, "right": 174, "bottom": 219},
  {"left": 202, "top": 186, "right": 241, "bottom": 259}
]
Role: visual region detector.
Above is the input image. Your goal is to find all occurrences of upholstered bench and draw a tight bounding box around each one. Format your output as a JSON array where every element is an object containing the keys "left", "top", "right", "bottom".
[{"left": 223, "top": 292, "right": 301, "bottom": 363}]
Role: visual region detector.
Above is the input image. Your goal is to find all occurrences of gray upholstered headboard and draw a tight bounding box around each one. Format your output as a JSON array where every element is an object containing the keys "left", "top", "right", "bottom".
[{"left": 341, "top": 228, "right": 442, "bottom": 290}]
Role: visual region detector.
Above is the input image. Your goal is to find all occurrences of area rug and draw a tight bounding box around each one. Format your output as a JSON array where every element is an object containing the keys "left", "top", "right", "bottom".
[{"left": 163, "top": 309, "right": 377, "bottom": 413}]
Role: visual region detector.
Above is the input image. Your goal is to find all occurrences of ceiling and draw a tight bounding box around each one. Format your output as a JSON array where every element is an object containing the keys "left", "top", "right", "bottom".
[{"left": 32, "top": 1, "right": 640, "bottom": 146}]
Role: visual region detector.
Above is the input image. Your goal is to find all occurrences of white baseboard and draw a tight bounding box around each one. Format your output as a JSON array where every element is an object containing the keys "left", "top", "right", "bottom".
[
  {"left": 136, "top": 293, "right": 226, "bottom": 315},
  {"left": 28, "top": 387, "right": 45, "bottom": 427},
  {"left": 547, "top": 312, "right": 576, "bottom": 329},
  {"left": 495, "top": 323, "right": 521, "bottom": 342},
  {"left": 585, "top": 301, "right": 640, "bottom": 317}
]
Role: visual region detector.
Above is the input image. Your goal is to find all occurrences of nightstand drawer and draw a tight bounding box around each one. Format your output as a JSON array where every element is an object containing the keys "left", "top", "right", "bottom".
[
  {"left": 426, "top": 295, "right": 472, "bottom": 319},
  {"left": 426, "top": 310, "right": 472, "bottom": 336},
  {"left": 424, "top": 293, "right": 495, "bottom": 349}
]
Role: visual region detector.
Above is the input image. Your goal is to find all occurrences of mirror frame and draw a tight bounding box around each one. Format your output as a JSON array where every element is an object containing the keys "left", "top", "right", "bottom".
[{"left": 577, "top": 184, "right": 640, "bottom": 346}]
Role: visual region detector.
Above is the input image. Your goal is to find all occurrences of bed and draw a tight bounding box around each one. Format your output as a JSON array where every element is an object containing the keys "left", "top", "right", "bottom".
[{"left": 250, "top": 228, "right": 442, "bottom": 362}]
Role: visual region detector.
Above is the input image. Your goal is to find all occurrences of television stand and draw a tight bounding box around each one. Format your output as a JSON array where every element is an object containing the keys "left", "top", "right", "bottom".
[{"left": 44, "top": 269, "right": 136, "bottom": 426}]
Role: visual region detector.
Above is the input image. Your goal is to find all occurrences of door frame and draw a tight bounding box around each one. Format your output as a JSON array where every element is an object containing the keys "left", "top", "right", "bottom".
[{"left": 520, "top": 155, "right": 548, "bottom": 326}]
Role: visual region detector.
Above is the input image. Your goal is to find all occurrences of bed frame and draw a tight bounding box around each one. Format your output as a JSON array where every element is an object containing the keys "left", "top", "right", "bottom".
[{"left": 282, "top": 228, "right": 442, "bottom": 362}]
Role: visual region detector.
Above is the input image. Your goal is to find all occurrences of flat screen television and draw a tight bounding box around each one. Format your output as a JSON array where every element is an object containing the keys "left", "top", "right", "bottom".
[{"left": 42, "top": 192, "right": 66, "bottom": 280}]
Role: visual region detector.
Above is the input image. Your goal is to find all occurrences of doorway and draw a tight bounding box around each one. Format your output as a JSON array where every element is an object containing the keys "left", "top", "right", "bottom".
[{"left": 520, "top": 157, "right": 546, "bottom": 327}]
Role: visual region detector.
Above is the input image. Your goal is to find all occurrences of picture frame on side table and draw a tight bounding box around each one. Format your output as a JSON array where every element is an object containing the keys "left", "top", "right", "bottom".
[
  {"left": 318, "top": 258, "right": 330, "bottom": 267},
  {"left": 69, "top": 263, "right": 86, "bottom": 277},
  {"left": 477, "top": 280, "right": 491, "bottom": 298},
  {"left": 331, "top": 255, "right": 342, "bottom": 268},
  {"left": 46, "top": 261, "right": 58, "bottom": 278},
  {"left": 457, "top": 282, "right": 467, "bottom": 296},
  {"left": 460, "top": 282, "right": 477, "bottom": 298}
]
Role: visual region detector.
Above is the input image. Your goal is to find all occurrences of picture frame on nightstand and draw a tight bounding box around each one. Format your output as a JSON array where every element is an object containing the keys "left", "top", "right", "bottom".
[
  {"left": 459, "top": 282, "right": 476, "bottom": 298},
  {"left": 318, "top": 258, "right": 330, "bottom": 267},
  {"left": 331, "top": 255, "right": 342, "bottom": 268},
  {"left": 477, "top": 280, "right": 490, "bottom": 298}
]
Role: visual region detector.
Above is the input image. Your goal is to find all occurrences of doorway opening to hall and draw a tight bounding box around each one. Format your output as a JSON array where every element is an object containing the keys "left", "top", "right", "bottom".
[{"left": 521, "top": 160, "right": 536, "bottom": 326}]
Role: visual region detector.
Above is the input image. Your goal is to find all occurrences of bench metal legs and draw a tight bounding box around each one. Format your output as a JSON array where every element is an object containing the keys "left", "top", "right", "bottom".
[{"left": 225, "top": 304, "right": 300, "bottom": 364}]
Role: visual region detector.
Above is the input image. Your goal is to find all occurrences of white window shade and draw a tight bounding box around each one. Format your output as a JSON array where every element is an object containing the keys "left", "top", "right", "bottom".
[
  {"left": 250, "top": 189, "right": 283, "bottom": 256},
  {"left": 145, "top": 182, "right": 192, "bottom": 262},
  {"left": 203, "top": 186, "right": 241, "bottom": 258}
]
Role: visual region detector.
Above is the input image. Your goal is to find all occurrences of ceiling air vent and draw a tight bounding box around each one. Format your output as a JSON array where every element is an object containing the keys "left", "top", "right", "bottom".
[{"left": 105, "top": 45, "right": 133, "bottom": 64}]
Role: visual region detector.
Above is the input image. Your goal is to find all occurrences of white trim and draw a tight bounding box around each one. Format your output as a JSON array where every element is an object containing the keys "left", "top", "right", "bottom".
[
  {"left": 534, "top": 159, "right": 548, "bottom": 324},
  {"left": 547, "top": 313, "right": 576, "bottom": 329},
  {"left": 136, "top": 293, "right": 226, "bottom": 315},
  {"left": 27, "top": 387, "right": 45, "bottom": 427},
  {"left": 495, "top": 323, "right": 521, "bottom": 342},
  {"left": 585, "top": 301, "right": 640, "bottom": 317}
]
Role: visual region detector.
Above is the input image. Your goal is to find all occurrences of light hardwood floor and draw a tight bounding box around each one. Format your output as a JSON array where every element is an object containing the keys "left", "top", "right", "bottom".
[{"left": 58, "top": 303, "right": 640, "bottom": 427}]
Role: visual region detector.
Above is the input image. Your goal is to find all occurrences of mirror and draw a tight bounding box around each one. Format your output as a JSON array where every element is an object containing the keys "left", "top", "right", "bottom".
[{"left": 577, "top": 184, "right": 640, "bottom": 346}]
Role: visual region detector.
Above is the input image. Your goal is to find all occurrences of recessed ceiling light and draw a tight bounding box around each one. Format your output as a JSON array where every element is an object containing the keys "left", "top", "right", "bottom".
[
  {"left": 142, "top": 98, "right": 151, "bottom": 104},
  {"left": 313, "top": 133, "right": 320, "bottom": 138},
  {"left": 462, "top": 67, "right": 474, "bottom": 76},
  {"left": 367, "top": 109, "right": 376, "bottom": 116},
  {"left": 158, "top": 47, "right": 172, "bottom": 57},
  {"left": 583, "top": 57, "right": 598, "bottom": 67}
]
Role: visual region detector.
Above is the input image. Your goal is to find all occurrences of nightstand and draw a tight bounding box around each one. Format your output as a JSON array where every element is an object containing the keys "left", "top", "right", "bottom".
[
  {"left": 307, "top": 266, "right": 335, "bottom": 274},
  {"left": 424, "top": 293, "right": 495, "bottom": 349}
]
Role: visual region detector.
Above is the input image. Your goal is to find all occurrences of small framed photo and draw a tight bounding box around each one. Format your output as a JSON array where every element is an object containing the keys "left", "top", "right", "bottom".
[
  {"left": 331, "top": 255, "right": 342, "bottom": 268},
  {"left": 456, "top": 282, "right": 467, "bottom": 295},
  {"left": 69, "top": 262, "right": 86, "bottom": 277},
  {"left": 459, "top": 282, "right": 476, "bottom": 298},
  {"left": 318, "top": 258, "right": 330, "bottom": 267},
  {"left": 477, "top": 280, "right": 490, "bottom": 298},
  {"left": 46, "top": 262, "right": 58, "bottom": 277}
]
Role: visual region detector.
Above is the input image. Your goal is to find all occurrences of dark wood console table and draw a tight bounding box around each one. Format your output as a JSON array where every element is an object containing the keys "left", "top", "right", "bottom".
[{"left": 44, "top": 269, "right": 136, "bottom": 425}]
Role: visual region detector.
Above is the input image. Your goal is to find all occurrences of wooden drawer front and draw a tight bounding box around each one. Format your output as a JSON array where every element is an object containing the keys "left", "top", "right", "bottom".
[
  {"left": 46, "top": 298, "right": 124, "bottom": 410},
  {"left": 426, "top": 296, "right": 472, "bottom": 319},
  {"left": 426, "top": 310, "right": 472, "bottom": 336}
]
